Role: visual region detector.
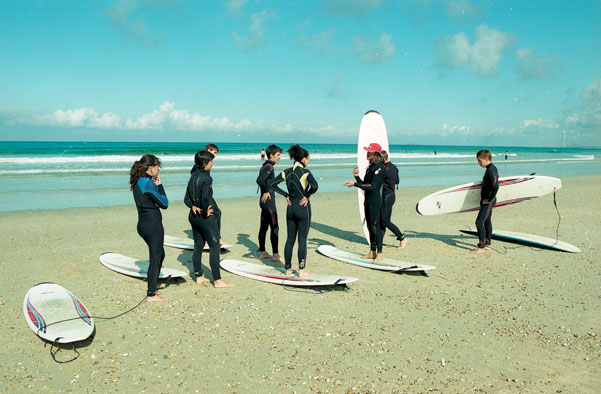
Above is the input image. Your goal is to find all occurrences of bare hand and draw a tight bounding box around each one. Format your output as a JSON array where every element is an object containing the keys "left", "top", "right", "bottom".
[
  {"left": 482, "top": 199, "right": 490, "bottom": 205},
  {"left": 206, "top": 205, "right": 214, "bottom": 216},
  {"left": 192, "top": 205, "right": 202, "bottom": 215},
  {"left": 344, "top": 181, "right": 355, "bottom": 187},
  {"left": 352, "top": 167, "right": 359, "bottom": 176},
  {"left": 261, "top": 192, "right": 271, "bottom": 203},
  {"left": 152, "top": 175, "right": 162, "bottom": 186},
  {"left": 299, "top": 196, "right": 309, "bottom": 207},
  {"left": 286, "top": 197, "right": 291, "bottom": 206}
]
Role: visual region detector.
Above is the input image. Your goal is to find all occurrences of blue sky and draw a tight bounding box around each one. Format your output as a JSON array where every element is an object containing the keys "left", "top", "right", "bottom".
[{"left": 1, "top": 0, "right": 600, "bottom": 146}]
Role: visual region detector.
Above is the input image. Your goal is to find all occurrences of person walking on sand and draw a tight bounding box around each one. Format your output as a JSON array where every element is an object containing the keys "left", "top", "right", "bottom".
[
  {"left": 471, "top": 149, "right": 499, "bottom": 254},
  {"left": 380, "top": 151, "right": 407, "bottom": 249},
  {"left": 185, "top": 150, "right": 233, "bottom": 288},
  {"left": 345, "top": 143, "right": 386, "bottom": 264},
  {"left": 256, "top": 144, "right": 284, "bottom": 262},
  {"left": 130, "top": 154, "right": 169, "bottom": 302},
  {"left": 271, "top": 144, "right": 318, "bottom": 277}
]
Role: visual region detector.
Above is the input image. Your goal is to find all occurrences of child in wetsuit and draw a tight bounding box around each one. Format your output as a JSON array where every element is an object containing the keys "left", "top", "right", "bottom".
[
  {"left": 256, "top": 144, "right": 283, "bottom": 262},
  {"left": 471, "top": 149, "right": 499, "bottom": 254},
  {"left": 380, "top": 150, "right": 407, "bottom": 249}
]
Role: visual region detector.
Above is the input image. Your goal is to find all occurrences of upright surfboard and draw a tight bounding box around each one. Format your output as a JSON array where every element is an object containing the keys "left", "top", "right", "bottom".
[
  {"left": 99, "top": 253, "right": 187, "bottom": 279},
  {"left": 220, "top": 259, "right": 358, "bottom": 286},
  {"left": 164, "top": 235, "right": 233, "bottom": 251},
  {"left": 416, "top": 175, "right": 562, "bottom": 215},
  {"left": 23, "top": 283, "right": 94, "bottom": 343},
  {"left": 357, "top": 110, "right": 389, "bottom": 244},
  {"left": 459, "top": 229, "right": 581, "bottom": 253},
  {"left": 317, "top": 245, "right": 435, "bottom": 272}
]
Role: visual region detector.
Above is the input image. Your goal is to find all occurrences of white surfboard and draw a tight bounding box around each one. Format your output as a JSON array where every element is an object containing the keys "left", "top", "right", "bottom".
[
  {"left": 220, "top": 259, "right": 358, "bottom": 286},
  {"left": 23, "top": 283, "right": 94, "bottom": 343},
  {"left": 459, "top": 229, "right": 581, "bottom": 253},
  {"left": 99, "top": 253, "right": 187, "bottom": 279},
  {"left": 357, "top": 110, "right": 390, "bottom": 244},
  {"left": 164, "top": 235, "right": 233, "bottom": 251},
  {"left": 416, "top": 175, "right": 562, "bottom": 215},
  {"left": 316, "top": 245, "right": 435, "bottom": 272}
]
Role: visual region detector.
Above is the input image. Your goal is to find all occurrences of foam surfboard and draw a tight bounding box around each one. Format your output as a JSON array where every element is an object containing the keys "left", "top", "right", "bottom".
[
  {"left": 459, "top": 229, "right": 581, "bottom": 253},
  {"left": 164, "top": 235, "right": 233, "bottom": 251},
  {"left": 317, "top": 245, "right": 435, "bottom": 272},
  {"left": 23, "top": 283, "right": 94, "bottom": 343},
  {"left": 220, "top": 259, "right": 358, "bottom": 286},
  {"left": 99, "top": 252, "right": 187, "bottom": 279},
  {"left": 416, "top": 175, "right": 562, "bottom": 215},
  {"left": 357, "top": 110, "right": 390, "bottom": 244}
]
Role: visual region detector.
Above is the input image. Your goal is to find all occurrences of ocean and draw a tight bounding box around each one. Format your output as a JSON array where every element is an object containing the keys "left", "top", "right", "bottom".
[{"left": 0, "top": 141, "right": 599, "bottom": 212}]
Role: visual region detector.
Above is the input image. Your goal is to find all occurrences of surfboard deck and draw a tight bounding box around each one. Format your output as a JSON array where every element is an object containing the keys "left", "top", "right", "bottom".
[
  {"left": 164, "top": 235, "right": 233, "bottom": 251},
  {"left": 416, "top": 175, "right": 562, "bottom": 215},
  {"left": 220, "top": 259, "right": 358, "bottom": 286},
  {"left": 357, "top": 110, "right": 389, "bottom": 244},
  {"left": 459, "top": 229, "right": 581, "bottom": 253},
  {"left": 23, "top": 283, "right": 94, "bottom": 343},
  {"left": 317, "top": 245, "right": 435, "bottom": 272},
  {"left": 99, "top": 252, "right": 187, "bottom": 278}
]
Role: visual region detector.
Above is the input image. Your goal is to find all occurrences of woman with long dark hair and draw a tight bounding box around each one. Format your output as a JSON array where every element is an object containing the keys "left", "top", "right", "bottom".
[
  {"left": 130, "top": 154, "right": 169, "bottom": 302},
  {"left": 271, "top": 144, "right": 318, "bottom": 277}
]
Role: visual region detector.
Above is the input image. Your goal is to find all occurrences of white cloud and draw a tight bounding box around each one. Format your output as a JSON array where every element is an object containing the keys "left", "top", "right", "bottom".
[
  {"left": 581, "top": 78, "right": 601, "bottom": 103},
  {"left": 231, "top": 9, "right": 276, "bottom": 49},
  {"left": 351, "top": 33, "right": 395, "bottom": 64},
  {"left": 516, "top": 48, "right": 560, "bottom": 79},
  {"left": 521, "top": 118, "right": 560, "bottom": 129},
  {"left": 441, "top": 123, "right": 471, "bottom": 135}
]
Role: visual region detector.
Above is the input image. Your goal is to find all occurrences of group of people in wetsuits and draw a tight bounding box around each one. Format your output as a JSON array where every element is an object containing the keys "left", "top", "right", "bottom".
[{"left": 130, "top": 142, "right": 498, "bottom": 302}]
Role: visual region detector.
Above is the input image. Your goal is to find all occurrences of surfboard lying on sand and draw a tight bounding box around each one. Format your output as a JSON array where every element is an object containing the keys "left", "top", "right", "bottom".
[
  {"left": 459, "top": 229, "right": 581, "bottom": 253},
  {"left": 416, "top": 175, "right": 562, "bottom": 215},
  {"left": 357, "top": 110, "right": 389, "bottom": 244},
  {"left": 23, "top": 283, "right": 94, "bottom": 343},
  {"left": 316, "top": 245, "right": 435, "bottom": 272},
  {"left": 99, "top": 252, "right": 187, "bottom": 279},
  {"left": 220, "top": 259, "right": 358, "bottom": 286},
  {"left": 164, "top": 235, "right": 233, "bottom": 251}
]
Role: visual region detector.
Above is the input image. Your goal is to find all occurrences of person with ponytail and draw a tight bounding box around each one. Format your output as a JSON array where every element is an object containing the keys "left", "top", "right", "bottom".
[
  {"left": 130, "top": 154, "right": 169, "bottom": 302},
  {"left": 184, "top": 150, "right": 233, "bottom": 288},
  {"left": 271, "top": 144, "right": 318, "bottom": 277}
]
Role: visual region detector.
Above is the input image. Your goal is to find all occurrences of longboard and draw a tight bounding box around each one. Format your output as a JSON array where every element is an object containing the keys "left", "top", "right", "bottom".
[
  {"left": 316, "top": 245, "right": 435, "bottom": 272},
  {"left": 220, "top": 259, "right": 358, "bottom": 286},
  {"left": 99, "top": 252, "right": 187, "bottom": 278},
  {"left": 23, "top": 283, "right": 94, "bottom": 343},
  {"left": 459, "top": 229, "right": 581, "bottom": 253},
  {"left": 164, "top": 235, "right": 233, "bottom": 251}
]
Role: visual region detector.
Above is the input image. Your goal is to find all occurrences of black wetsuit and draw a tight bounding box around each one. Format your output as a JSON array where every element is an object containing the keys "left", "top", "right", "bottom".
[
  {"left": 256, "top": 160, "right": 279, "bottom": 254},
  {"left": 354, "top": 161, "right": 386, "bottom": 253},
  {"left": 133, "top": 176, "right": 169, "bottom": 297},
  {"left": 190, "top": 164, "right": 222, "bottom": 235},
  {"left": 476, "top": 163, "right": 499, "bottom": 248},
  {"left": 271, "top": 162, "right": 318, "bottom": 270},
  {"left": 185, "top": 167, "right": 221, "bottom": 280},
  {"left": 381, "top": 161, "right": 405, "bottom": 241}
]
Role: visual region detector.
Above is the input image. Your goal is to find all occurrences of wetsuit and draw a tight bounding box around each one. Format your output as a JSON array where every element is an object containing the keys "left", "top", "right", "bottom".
[
  {"left": 381, "top": 161, "right": 405, "bottom": 241},
  {"left": 271, "top": 162, "right": 318, "bottom": 270},
  {"left": 354, "top": 161, "right": 386, "bottom": 253},
  {"left": 133, "top": 176, "right": 169, "bottom": 297},
  {"left": 256, "top": 160, "right": 279, "bottom": 255},
  {"left": 476, "top": 163, "right": 499, "bottom": 248},
  {"left": 190, "top": 164, "right": 222, "bottom": 235},
  {"left": 185, "top": 167, "right": 221, "bottom": 280}
]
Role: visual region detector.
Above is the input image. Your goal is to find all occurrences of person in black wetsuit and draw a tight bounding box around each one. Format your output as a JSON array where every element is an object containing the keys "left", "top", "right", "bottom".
[
  {"left": 271, "top": 144, "right": 318, "bottom": 277},
  {"left": 380, "top": 151, "right": 407, "bottom": 249},
  {"left": 185, "top": 150, "right": 233, "bottom": 288},
  {"left": 345, "top": 143, "right": 386, "bottom": 264},
  {"left": 256, "top": 144, "right": 283, "bottom": 262},
  {"left": 130, "top": 154, "right": 169, "bottom": 302},
  {"left": 471, "top": 149, "right": 499, "bottom": 254}
]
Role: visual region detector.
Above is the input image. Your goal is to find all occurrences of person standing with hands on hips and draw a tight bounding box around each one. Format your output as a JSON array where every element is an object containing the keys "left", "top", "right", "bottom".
[
  {"left": 257, "top": 144, "right": 284, "bottom": 262},
  {"left": 471, "top": 149, "right": 499, "bottom": 254}
]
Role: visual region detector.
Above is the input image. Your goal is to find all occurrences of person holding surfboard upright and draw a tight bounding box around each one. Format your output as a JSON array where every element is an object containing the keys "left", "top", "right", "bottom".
[
  {"left": 257, "top": 144, "right": 284, "bottom": 262},
  {"left": 380, "top": 151, "right": 407, "bottom": 249},
  {"left": 130, "top": 154, "right": 169, "bottom": 302},
  {"left": 471, "top": 149, "right": 499, "bottom": 254},
  {"left": 185, "top": 150, "right": 233, "bottom": 288},
  {"left": 345, "top": 143, "right": 387, "bottom": 263},
  {"left": 271, "top": 144, "right": 319, "bottom": 277}
]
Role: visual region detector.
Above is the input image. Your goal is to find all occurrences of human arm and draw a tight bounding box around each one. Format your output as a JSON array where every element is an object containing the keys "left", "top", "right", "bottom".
[
  {"left": 143, "top": 178, "right": 169, "bottom": 209},
  {"left": 270, "top": 171, "right": 288, "bottom": 198}
]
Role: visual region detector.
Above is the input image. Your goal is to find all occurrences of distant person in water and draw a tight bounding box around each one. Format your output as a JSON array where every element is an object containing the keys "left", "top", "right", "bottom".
[
  {"left": 256, "top": 144, "right": 283, "bottom": 262},
  {"left": 260, "top": 149, "right": 266, "bottom": 161},
  {"left": 130, "top": 154, "right": 169, "bottom": 302},
  {"left": 345, "top": 143, "right": 386, "bottom": 264},
  {"left": 380, "top": 151, "right": 407, "bottom": 249},
  {"left": 271, "top": 144, "right": 319, "bottom": 277},
  {"left": 505, "top": 150, "right": 508, "bottom": 160},
  {"left": 471, "top": 149, "right": 499, "bottom": 254}
]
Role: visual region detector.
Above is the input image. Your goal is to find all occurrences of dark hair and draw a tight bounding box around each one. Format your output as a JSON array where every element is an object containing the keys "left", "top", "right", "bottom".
[
  {"left": 266, "top": 144, "right": 282, "bottom": 159},
  {"left": 368, "top": 151, "right": 383, "bottom": 165},
  {"left": 130, "top": 154, "right": 161, "bottom": 190},
  {"left": 287, "top": 144, "right": 309, "bottom": 163},
  {"left": 205, "top": 143, "right": 219, "bottom": 153},
  {"left": 195, "top": 150, "right": 215, "bottom": 169},
  {"left": 476, "top": 149, "right": 492, "bottom": 160},
  {"left": 381, "top": 150, "right": 389, "bottom": 161}
]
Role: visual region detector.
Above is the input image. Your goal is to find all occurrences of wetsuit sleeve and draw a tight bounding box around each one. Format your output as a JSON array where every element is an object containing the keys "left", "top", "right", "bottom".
[
  {"left": 200, "top": 179, "right": 213, "bottom": 218},
  {"left": 305, "top": 171, "right": 318, "bottom": 197},
  {"left": 487, "top": 166, "right": 499, "bottom": 200},
  {"left": 270, "top": 171, "right": 289, "bottom": 198},
  {"left": 355, "top": 166, "right": 385, "bottom": 191},
  {"left": 142, "top": 180, "right": 169, "bottom": 209},
  {"left": 256, "top": 164, "right": 273, "bottom": 193},
  {"left": 184, "top": 185, "right": 193, "bottom": 208}
]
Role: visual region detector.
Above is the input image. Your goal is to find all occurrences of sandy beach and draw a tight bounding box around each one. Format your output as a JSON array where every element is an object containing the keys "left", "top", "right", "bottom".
[{"left": 1, "top": 174, "right": 599, "bottom": 393}]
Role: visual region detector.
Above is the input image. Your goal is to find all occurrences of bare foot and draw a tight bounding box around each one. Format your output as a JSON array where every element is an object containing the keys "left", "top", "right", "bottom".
[
  {"left": 470, "top": 247, "right": 487, "bottom": 254},
  {"left": 398, "top": 238, "right": 408, "bottom": 250},
  {"left": 196, "top": 276, "right": 211, "bottom": 285},
  {"left": 214, "top": 279, "right": 233, "bottom": 288},
  {"left": 361, "top": 251, "right": 375, "bottom": 260},
  {"left": 484, "top": 245, "right": 492, "bottom": 250},
  {"left": 219, "top": 239, "right": 230, "bottom": 246},
  {"left": 285, "top": 269, "right": 295, "bottom": 276},
  {"left": 298, "top": 269, "right": 312, "bottom": 278},
  {"left": 259, "top": 251, "right": 272, "bottom": 260},
  {"left": 373, "top": 253, "right": 383, "bottom": 264},
  {"left": 272, "top": 253, "right": 284, "bottom": 263},
  {"left": 146, "top": 294, "right": 168, "bottom": 302}
]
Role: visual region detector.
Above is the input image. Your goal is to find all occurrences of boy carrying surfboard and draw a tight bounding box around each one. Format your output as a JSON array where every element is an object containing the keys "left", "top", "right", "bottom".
[{"left": 471, "top": 150, "right": 499, "bottom": 254}]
